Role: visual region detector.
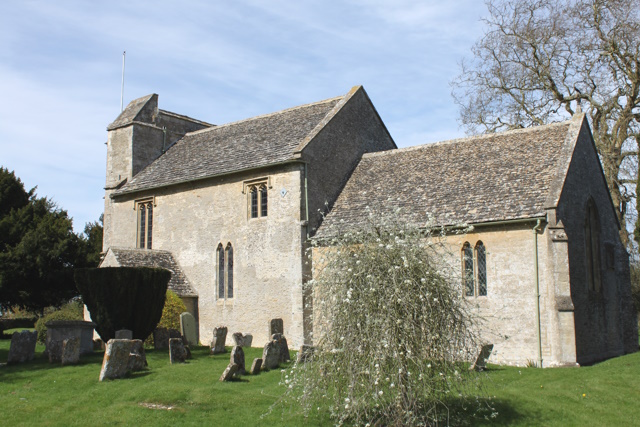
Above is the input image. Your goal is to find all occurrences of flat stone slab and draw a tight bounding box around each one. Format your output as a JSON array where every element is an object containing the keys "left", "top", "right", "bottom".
[
  {"left": 169, "top": 338, "right": 187, "bottom": 364},
  {"left": 180, "top": 312, "right": 198, "bottom": 346},
  {"left": 470, "top": 344, "right": 494, "bottom": 371},
  {"left": 210, "top": 326, "right": 227, "bottom": 354},
  {"left": 219, "top": 363, "right": 239, "bottom": 382},
  {"left": 250, "top": 358, "right": 262, "bottom": 375},
  {"left": 7, "top": 330, "right": 37, "bottom": 364},
  {"left": 61, "top": 337, "right": 80, "bottom": 366},
  {"left": 100, "top": 339, "right": 134, "bottom": 381}
]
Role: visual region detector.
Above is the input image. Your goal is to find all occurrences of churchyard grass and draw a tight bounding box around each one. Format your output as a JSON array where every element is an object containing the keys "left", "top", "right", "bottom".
[{"left": 1, "top": 337, "right": 639, "bottom": 426}]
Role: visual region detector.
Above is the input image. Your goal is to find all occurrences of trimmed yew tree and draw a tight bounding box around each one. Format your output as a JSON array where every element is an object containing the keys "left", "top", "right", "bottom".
[
  {"left": 285, "top": 215, "right": 485, "bottom": 426},
  {"left": 74, "top": 267, "right": 171, "bottom": 341}
]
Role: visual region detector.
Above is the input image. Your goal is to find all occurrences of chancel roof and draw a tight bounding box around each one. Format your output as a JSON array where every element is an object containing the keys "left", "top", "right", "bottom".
[
  {"left": 115, "top": 94, "right": 347, "bottom": 195},
  {"left": 105, "top": 248, "right": 197, "bottom": 297},
  {"left": 315, "top": 117, "right": 585, "bottom": 239}
]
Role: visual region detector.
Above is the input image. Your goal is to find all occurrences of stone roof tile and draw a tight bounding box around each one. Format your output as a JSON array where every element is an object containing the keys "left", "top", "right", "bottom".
[
  {"left": 115, "top": 95, "right": 345, "bottom": 195},
  {"left": 316, "top": 120, "right": 575, "bottom": 238},
  {"left": 108, "top": 248, "right": 197, "bottom": 297}
]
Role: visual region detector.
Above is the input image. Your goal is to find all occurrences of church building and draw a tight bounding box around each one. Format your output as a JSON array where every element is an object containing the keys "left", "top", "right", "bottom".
[{"left": 97, "top": 86, "right": 637, "bottom": 367}]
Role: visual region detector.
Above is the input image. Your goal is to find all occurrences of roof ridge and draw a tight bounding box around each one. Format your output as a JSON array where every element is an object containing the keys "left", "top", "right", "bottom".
[
  {"left": 362, "top": 120, "right": 573, "bottom": 159},
  {"left": 185, "top": 95, "right": 344, "bottom": 137}
]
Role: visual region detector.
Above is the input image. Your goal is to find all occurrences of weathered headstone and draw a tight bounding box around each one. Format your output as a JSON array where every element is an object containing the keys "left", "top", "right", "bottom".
[
  {"left": 243, "top": 334, "right": 253, "bottom": 348},
  {"left": 99, "top": 339, "right": 134, "bottom": 381},
  {"left": 269, "top": 318, "right": 283, "bottom": 336},
  {"left": 262, "top": 340, "right": 281, "bottom": 370},
  {"left": 232, "top": 332, "right": 244, "bottom": 346},
  {"left": 210, "top": 326, "right": 228, "bottom": 354},
  {"left": 7, "top": 330, "right": 37, "bottom": 364},
  {"left": 128, "top": 339, "right": 147, "bottom": 372},
  {"left": 115, "top": 329, "right": 133, "bottom": 340},
  {"left": 297, "top": 345, "right": 315, "bottom": 364},
  {"left": 250, "top": 358, "right": 262, "bottom": 375},
  {"left": 230, "top": 345, "right": 246, "bottom": 374},
  {"left": 153, "top": 328, "right": 170, "bottom": 350},
  {"left": 470, "top": 344, "right": 494, "bottom": 371},
  {"left": 169, "top": 338, "right": 187, "bottom": 364},
  {"left": 272, "top": 333, "right": 291, "bottom": 363},
  {"left": 48, "top": 339, "right": 63, "bottom": 363},
  {"left": 180, "top": 312, "right": 198, "bottom": 346},
  {"left": 219, "top": 363, "right": 239, "bottom": 382},
  {"left": 61, "top": 337, "right": 80, "bottom": 366}
]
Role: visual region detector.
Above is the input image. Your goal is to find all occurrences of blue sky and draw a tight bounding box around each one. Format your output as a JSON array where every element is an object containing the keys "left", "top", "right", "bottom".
[{"left": 0, "top": 1, "right": 488, "bottom": 232}]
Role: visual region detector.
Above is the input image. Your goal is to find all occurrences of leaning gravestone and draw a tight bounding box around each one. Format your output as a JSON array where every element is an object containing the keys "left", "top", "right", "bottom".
[
  {"left": 250, "top": 358, "right": 262, "bottom": 375},
  {"left": 269, "top": 318, "right": 283, "bottom": 336},
  {"left": 99, "top": 339, "right": 134, "bottom": 381},
  {"left": 297, "top": 345, "right": 315, "bottom": 364},
  {"left": 219, "top": 363, "right": 239, "bottom": 382},
  {"left": 470, "top": 344, "right": 494, "bottom": 371},
  {"left": 210, "top": 327, "right": 228, "bottom": 354},
  {"left": 153, "top": 328, "right": 171, "bottom": 350},
  {"left": 180, "top": 312, "right": 198, "bottom": 346},
  {"left": 169, "top": 338, "right": 187, "bottom": 364},
  {"left": 7, "top": 330, "right": 37, "bottom": 364},
  {"left": 272, "top": 333, "right": 291, "bottom": 363},
  {"left": 262, "top": 340, "right": 281, "bottom": 370},
  {"left": 61, "top": 337, "right": 80, "bottom": 366},
  {"left": 230, "top": 346, "right": 246, "bottom": 374},
  {"left": 115, "top": 329, "right": 133, "bottom": 340}
]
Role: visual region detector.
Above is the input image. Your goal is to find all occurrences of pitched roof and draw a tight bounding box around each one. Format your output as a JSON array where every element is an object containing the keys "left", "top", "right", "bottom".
[
  {"left": 107, "top": 94, "right": 156, "bottom": 131},
  {"left": 315, "top": 117, "right": 583, "bottom": 239},
  {"left": 114, "top": 91, "right": 350, "bottom": 195},
  {"left": 104, "top": 248, "right": 197, "bottom": 297}
]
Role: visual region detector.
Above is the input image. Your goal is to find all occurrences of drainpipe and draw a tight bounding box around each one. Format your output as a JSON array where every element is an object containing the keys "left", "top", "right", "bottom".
[
  {"left": 304, "top": 163, "right": 310, "bottom": 239},
  {"left": 533, "top": 219, "right": 543, "bottom": 368}
]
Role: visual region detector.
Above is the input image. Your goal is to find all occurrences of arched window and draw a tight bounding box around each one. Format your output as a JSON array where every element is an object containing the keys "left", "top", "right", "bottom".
[
  {"left": 476, "top": 241, "right": 487, "bottom": 296},
  {"left": 260, "top": 184, "right": 268, "bottom": 217},
  {"left": 136, "top": 199, "right": 153, "bottom": 249},
  {"left": 462, "top": 242, "right": 474, "bottom": 296},
  {"left": 248, "top": 181, "right": 268, "bottom": 219},
  {"left": 217, "top": 244, "right": 225, "bottom": 299},
  {"left": 226, "top": 243, "right": 234, "bottom": 298},
  {"left": 585, "top": 199, "right": 601, "bottom": 292}
]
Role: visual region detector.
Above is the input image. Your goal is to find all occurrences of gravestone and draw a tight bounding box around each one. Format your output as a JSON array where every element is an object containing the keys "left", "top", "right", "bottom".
[
  {"left": 250, "top": 358, "right": 262, "bottom": 375},
  {"left": 230, "top": 346, "right": 246, "bottom": 374},
  {"left": 7, "top": 330, "right": 37, "bottom": 364},
  {"left": 272, "top": 333, "right": 290, "bottom": 363},
  {"left": 99, "top": 339, "right": 134, "bottom": 381},
  {"left": 115, "top": 329, "right": 133, "bottom": 340},
  {"left": 243, "top": 334, "right": 253, "bottom": 348},
  {"left": 262, "top": 340, "right": 280, "bottom": 370},
  {"left": 180, "top": 312, "right": 198, "bottom": 346},
  {"left": 128, "top": 339, "right": 147, "bottom": 371},
  {"left": 269, "top": 318, "right": 283, "bottom": 336},
  {"left": 297, "top": 345, "right": 315, "bottom": 364},
  {"left": 153, "top": 328, "right": 170, "bottom": 350},
  {"left": 61, "top": 337, "right": 80, "bottom": 366},
  {"left": 48, "top": 339, "right": 63, "bottom": 363},
  {"left": 210, "top": 327, "right": 228, "bottom": 354},
  {"left": 169, "top": 338, "right": 187, "bottom": 364},
  {"left": 219, "top": 363, "right": 238, "bottom": 382},
  {"left": 470, "top": 344, "right": 494, "bottom": 371}
]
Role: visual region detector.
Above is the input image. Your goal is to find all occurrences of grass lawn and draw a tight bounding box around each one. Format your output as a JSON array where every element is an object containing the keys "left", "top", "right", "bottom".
[{"left": 1, "top": 338, "right": 639, "bottom": 426}]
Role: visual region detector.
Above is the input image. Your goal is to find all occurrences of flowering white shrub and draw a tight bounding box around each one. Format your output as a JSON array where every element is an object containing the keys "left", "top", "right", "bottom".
[{"left": 284, "top": 214, "right": 482, "bottom": 426}]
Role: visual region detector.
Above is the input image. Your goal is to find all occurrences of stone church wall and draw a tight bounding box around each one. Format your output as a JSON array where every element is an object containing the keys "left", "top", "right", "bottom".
[{"left": 107, "top": 163, "right": 307, "bottom": 348}]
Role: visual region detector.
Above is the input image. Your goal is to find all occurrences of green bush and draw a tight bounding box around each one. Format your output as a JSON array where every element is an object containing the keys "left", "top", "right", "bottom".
[
  {"left": 35, "top": 300, "right": 84, "bottom": 344},
  {"left": 145, "top": 290, "right": 187, "bottom": 346},
  {"left": 74, "top": 267, "right": 171, "bottom": 342}
]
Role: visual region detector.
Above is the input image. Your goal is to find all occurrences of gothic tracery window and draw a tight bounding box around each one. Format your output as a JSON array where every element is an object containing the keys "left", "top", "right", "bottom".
[
  {"left": 462, "top": 241, "right": 488, "bottom": 297},
  {"left": 248, "top": 182, "right": 268, "bottom": 218},
  {"left": 136, "top": 199, "right": 153, "bottom": 249},
  {"left": 217, "top": 242, "right": 234, "bottom": 300}
]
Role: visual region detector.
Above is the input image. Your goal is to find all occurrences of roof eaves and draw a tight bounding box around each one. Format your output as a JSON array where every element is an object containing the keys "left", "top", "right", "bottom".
[{"left": 112, "top": 158, "right": 305, "bottom": 197}]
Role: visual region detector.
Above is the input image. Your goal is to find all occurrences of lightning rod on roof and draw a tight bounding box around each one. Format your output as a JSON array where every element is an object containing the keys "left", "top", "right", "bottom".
[{"left": 120, "top": 51, "right": 126, "bottom": 113}]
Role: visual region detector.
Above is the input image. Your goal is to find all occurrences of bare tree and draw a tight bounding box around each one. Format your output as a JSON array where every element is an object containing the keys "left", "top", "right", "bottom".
[{"left": 453, "top": 0, "right": 640, "bottom": 248}]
